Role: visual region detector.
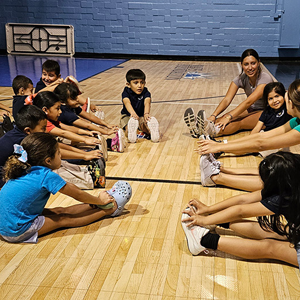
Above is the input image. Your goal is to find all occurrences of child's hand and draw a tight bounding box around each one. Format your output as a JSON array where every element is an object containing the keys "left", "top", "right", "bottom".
[
  {"left": 49, "top": 78, "right": 64, "bottom": 87},
  {"left": 188, "top": 199, "right": 208, "bottom": 215},
  {"left": 144, "top": 113, "right": 151, "bottom": 122},
  {"left": 181, "top": 209, "right": 204, "bottom": 227},
  {"left": 130, "top": 113, "right": 139, "bottom": 120},
  {"left": 106, "top": 124, "right": 119, "bottom": 130},
  {"left": 98, "top": 191, "right": 114, "bottom": 205},
  {"left": 83, "top": 150, "right": 103, "bottom": 161},
  {"left": 106, "top": 128, "right": 118, "bottom": 135},
  {"left": 84, "top": 137, "right": 101, "bottom": 146},
  {"left": 196, "top": 139, "right": 219, "bottom": 155},
  {"left": 90, "top": 103, "right": 98, "bottom": 112}
]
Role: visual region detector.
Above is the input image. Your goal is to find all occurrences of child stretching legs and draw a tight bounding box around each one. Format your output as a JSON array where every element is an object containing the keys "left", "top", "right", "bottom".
[
  {"left": 182, "top": 152, "right": 300, "bottom": 268},
  {"left": 0, "top": 133, "right": 132, "bottom": 243}
]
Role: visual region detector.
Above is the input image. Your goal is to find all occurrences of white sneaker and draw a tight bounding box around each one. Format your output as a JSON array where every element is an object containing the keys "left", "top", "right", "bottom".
[
  {"left": 200, "top": 153, "right": 220, "bottom": 186},
  {"left": 181, "top": 207, "right": 209, "bottom": 255},
  {"left": 97, "top": 134, "right": 108, "bottom": 161},
  {"left": 184, "top": 108, "right": 199, "bottom": 138},
  {"left": 127, "top": 118, "right": 139, "bottom": 143},
  {"left": 147, "top": 117, "right": 160, "bottom": 143}
]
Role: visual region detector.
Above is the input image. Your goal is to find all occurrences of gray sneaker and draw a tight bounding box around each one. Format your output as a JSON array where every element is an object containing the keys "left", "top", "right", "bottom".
[
  {"left": 200, "top": 153, "right": 220, "bottom": 186},
  {"left": 181, "top": 207, "right": 209, "bottom": 255},
  {"left": 127, "top": 118, "right": 139, "bottom": 143},
  {"left": 196, "top": 110, "right": 206, "bottom": 136},
  {"left": 184, "top": 108, "right": 199, "bottom": 138}
]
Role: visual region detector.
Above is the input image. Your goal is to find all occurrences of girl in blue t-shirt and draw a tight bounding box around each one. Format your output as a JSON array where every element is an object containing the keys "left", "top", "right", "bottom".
[
  {"left": 182, "top": 151, "right": 300, "bottom": 270},
  {"left": 251, "top": 82, "right": 292, "bottom": 134},
  {"left": 0, "top": 132, "right": 132, "bottom": 243}
]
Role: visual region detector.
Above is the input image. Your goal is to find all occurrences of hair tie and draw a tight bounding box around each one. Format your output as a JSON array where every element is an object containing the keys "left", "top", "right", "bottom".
[{"left": 13, "top": 144, "right": 28, "bottom": 163}]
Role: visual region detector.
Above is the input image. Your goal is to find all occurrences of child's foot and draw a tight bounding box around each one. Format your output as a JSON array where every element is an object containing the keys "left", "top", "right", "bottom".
[
  {"left": 127, "top": 118, "right": 139, "bottom": 143},
  {"left": 200, "top": 153, "right": 220, "bottom": 186},
  {"left": 106, "top": 181, "right": 132, "bottom": 217},
  {"left": 184, "top": 108, "right": 199, "bottom": 138},
  {"left": 97, "top": 134, "right": 108, "bottom": 161},
  {"left": 181, "top": 207, "right": 209, "bottom": 255},
  {"left": 65, "top": 76, "right": 83, "bottom": 95},
  {"left": 88, "top": 158, "right": 106, "bottom": 188},
  {"left": 146, "top": 117, "right": 160, "bottom": 143},
  {"left": 111, "top": 129, "right": 126, "bottom": 152}
]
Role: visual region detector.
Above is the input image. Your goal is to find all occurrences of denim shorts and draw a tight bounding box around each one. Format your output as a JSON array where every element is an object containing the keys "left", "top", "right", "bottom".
[{"left": 1, "top": 216, "right": 45, "bottom": 243}]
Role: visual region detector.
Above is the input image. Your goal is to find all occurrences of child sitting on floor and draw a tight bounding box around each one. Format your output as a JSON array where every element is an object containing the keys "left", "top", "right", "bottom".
[
  {"left": 0, "top": 132, "right": 132, "bottom": 243},
  {"left": 35, "top": 59, "right": 101, "bottom": 114},
  {"left": 120, "top": 69, "right": 160, "bottom": 143},
  {"left": 54, "top": 82, "right": 125, "bottom": 153},
  {"left": 181, "top": 151, "right": 300, "bottom": 270}
]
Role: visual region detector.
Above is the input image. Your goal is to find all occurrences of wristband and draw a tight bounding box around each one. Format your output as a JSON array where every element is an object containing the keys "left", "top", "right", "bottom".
[
  {"left": 226, "top": 113, "right": 233, "bottom": 120},
  {"left": 211, "top": 114, "right": 217, "bottom": 119}
]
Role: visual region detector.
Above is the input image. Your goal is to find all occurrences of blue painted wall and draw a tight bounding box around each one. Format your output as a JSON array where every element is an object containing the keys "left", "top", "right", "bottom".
[{"left": 0, "top": 0, "right": 299, "bottom": 57}]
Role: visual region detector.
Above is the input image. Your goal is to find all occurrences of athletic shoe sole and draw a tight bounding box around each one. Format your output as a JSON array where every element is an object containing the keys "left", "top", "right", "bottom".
[
  {"left": 184, "top": 108, "right": 199, "bottom": 138},
  {"left": 147, "top": 117, "right": 160, "bottom": 143},
  {"left": 127, "top": 118, "right": 139, "bottom": 143},
  {"left": 98, "top": 134, "right": 108, "bottom": 161}
]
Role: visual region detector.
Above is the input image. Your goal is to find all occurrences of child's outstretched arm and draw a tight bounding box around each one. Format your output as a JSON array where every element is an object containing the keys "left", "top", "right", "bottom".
[
  {"left": 251, "top": 120, "right": 264, "bottom": 134},
  {"left": 0, "top": 103, "right": 12, "bottom": 115},
  {"left": 59, "top": 182, "right": 114, "bottom": 205},
  {"left": 144, "top": 97, "right": 151, "bottom": 121},
  {"left": 79, "top": 110, "right": 118, "bottom": 130},
  {"left": 59, "top": 143, "right": 103, "bottom": 161},
  {"left": 72, "top": 117, "right": 117, "bottom": 135},
  {"left": 49, "top": 126, "right": 100, "bottom": 146},
  {"left": 123, "top": 97, "right": 139, "bottom": 119},
  {"left": 188, "top": 190, "right": 262, "bottom": 215},
  {"left": 182, "top": 201, "right": 273, "bottom": 228}
]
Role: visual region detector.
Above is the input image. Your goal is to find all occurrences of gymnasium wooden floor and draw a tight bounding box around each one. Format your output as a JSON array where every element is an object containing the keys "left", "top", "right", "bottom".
[{"left": 0, "top": 59, "right": 300, "bottom": 299}]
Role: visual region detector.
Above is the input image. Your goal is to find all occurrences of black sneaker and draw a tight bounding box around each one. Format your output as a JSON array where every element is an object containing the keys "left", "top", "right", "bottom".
[{"left": 88, "top": 157, "right": 106, "bottom": 188}]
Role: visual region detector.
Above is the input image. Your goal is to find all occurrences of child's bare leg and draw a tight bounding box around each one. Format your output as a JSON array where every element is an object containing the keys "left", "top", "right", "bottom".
[
  {"left": 211, "top": 172, "right": 263, "bottom": 191},
  {"left": 217, "top": 236, "right": 297, "bottom": 266},
  {"left": 229, "top": 219, "right": 287, "bottom": 240},
  {"left": 39, "top": 202, "right": 117, "bottom": 236},
  {"left": 220, "top": 166, "right": 259, "bottom": 176},
  {"left": 217, "top": 111, "right": 262, "bottom": 136}
]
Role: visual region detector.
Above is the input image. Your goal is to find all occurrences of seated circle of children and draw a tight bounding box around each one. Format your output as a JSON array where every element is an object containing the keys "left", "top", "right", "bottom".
[
  {"left": 35, "top": 59, "right": 100, "bottom": 113},
  {"left": 0, "top": 132, "right": 132, "bottom": 243},
  {"left": 181, "top": 151, "right": 300, "bottom": 270},
  {"left": 120, "top": 69, "right": 160, "bottom": 143}
]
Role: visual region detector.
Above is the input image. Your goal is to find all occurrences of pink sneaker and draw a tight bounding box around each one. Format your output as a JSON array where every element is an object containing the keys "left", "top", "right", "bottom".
[{"left": 111, "top": 129, "right": 125, "bottom": 152}]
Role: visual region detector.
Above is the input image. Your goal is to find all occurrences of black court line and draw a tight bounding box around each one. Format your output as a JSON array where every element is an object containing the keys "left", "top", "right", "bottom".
[
  {"left": 106, "top": 176, "right": 201, "bottom": 185},
  {"left": 98, "top": 93, "right": 245, "bottom": 106}
]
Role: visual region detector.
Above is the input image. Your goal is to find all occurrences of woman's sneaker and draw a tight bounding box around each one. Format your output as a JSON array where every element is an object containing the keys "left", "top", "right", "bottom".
[
  {"left": 147, "top": 117, "right": 160, "bottom": 143},
  {"left": 184, "top": 108, "right": 199, "bottom": 138},
  {"left": 127, "top": 118, "right": 139, "bottom": 143},
  {"left": 196, "top": 110, "right": 206, "bottom": 136},
  {"left": 111, "top": 129, "right": 126, "bottom": 152},
  {"left": 181, "top": 207, "right": 209, "bottom": 255},
  {"left": 200, "top": 153, "right": 220, "bottom": 186},
  {"left": 107, "top": 181, "right": 132, "bottom": 217}
]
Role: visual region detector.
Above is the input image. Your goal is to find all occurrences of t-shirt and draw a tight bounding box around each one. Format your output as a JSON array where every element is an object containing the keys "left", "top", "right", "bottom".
[
  {"left": 46, "top": 119, "right": 61, "bottom": 133},
  {"left": 259, "top": 103, "right": 292, "bottom": 131},
  {"left": 12, "top": 95, "right": 27, "bottom": 119},
  {"left": 35, "top": 78, "right": 46, "bottom": 93},
  {"left": 0, "top": 166, "right": 66, "bottom": 237},
  {"left": 260, "top": 194, "right": 290, "bottom": 217},
  {"left": 58, "top": 105, "right": 82, "bottom": 125},
  {"left": 289, "top": 117, "right": 300, "bottom": 132},
  {"left": 121, "top": 87, "right": 151, "bottom": 117},
  {"left": 232, "top": 71, "right": 273, "bottom": 111}
]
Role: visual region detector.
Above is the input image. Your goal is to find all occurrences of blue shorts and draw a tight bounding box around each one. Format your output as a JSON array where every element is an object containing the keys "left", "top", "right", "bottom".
[{"left": 1, "top": 216, "right": 45, "bottom": 243}]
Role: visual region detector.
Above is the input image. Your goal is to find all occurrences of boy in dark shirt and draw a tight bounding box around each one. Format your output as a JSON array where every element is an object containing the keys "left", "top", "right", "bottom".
[{"left": 121, "top": 69, "right": 159, "bottom": 143}]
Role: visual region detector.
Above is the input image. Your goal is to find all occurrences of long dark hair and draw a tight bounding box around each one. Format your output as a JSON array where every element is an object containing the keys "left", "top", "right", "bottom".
[
  {"left": 287, "top": 79, "right": 300, "bottom": 112},
  {"left": 258, "top": 151, "right": 300, "bottom": 248},
  {"left": 3, "top": 132, "right": 58, "bottom": 181},
  {"left": 54, "top": 82, "right": 79, "bottom": 104},
  {"left": 33, "top": 91, "right": 60, "bottom": 109},
  {"left": 240, "top": 48, "right": 261, "bottom": 77},
  {"left": 262, "top": 82, "right": 286, "bottom": 110}
]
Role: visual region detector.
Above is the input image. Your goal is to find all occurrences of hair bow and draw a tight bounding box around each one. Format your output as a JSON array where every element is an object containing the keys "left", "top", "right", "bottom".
[{"left": 13, "top": 144, "right": 28, "bottom": 163}]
